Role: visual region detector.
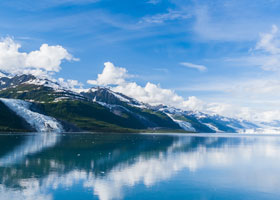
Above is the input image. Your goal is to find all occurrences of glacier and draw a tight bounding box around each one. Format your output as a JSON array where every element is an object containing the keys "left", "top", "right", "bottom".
[
  {"left": 165, "top": 113, "right": 196, "bottom": 132},
  {"left": 0, "top": 98, "right": 63, "bottom": 132}
]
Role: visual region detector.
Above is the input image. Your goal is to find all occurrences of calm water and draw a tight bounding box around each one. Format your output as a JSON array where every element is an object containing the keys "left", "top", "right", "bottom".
[{"left": 0, "top": 133, "right": 280, "bottom": 200}]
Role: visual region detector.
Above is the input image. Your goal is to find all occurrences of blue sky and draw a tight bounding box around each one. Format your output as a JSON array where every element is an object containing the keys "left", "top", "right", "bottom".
[{"left": 1, "top": 0, "right": 280, "bottom": 121}]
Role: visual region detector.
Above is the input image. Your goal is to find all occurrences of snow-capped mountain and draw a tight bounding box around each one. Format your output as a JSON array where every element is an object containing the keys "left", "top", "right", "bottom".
[
  {"left": 81, "top": 87, "right": 146, "bottom": 108},
  {"left": 0, "top": 75, "right": 181, "bottom": 132},
  {"left": 0, "top": 74, "right": 35, "bottom": 89},
  {"left": 0, "top": 74, "right": 274, "bottom": 133},
  {"left": 157, "top": 105, "right": 259, "bottom": 133}
]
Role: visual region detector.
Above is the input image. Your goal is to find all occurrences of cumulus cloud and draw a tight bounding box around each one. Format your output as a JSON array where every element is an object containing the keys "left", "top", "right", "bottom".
[
  {"left": 88, "top": 62, "right": 206, "bottom": 111},
  {"left": 114, "top": 82, "right": 204, "bottom": 110},
  {"left": 58, "top": 78, "right": 84, "bottom": 91},
  {"left": 0, "top": 37, "right": 78, "bottom": 77},
  {"left": 180, "top": 62, "right": 207, "bottom": 72},
  {"left": 87, "top": 62, "right": 129, "bottom": 86}
]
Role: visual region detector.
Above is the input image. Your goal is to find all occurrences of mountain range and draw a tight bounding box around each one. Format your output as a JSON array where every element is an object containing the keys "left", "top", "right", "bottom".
[{"left": 0, "top": 74, "right": 276, "bottom": 133}]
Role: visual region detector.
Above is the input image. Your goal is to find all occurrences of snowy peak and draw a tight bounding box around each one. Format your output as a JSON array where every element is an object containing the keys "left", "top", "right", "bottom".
[
  {"left": 159, "top": 105, "right": 260, "bottom": 133},
  {"left": 0, "top": 74, "right": 274, "bottom": 134},
  {"left": 0, "top": 74, "right": 70, "bottom": 92},
  {"left": 24, "top": 77, "right": 62, "bottom": 90},
  {"left": 0, "top": 74, "right": 89, "bottom": 103},
  {"left": 0, "top": 74, "right": 36, "bottom": 90},
  {"left": 0, "top": 71, "right": 8, "bottom": 78},
  {"left": 81, "top": 87, "right": 145, "bottom": 108}
]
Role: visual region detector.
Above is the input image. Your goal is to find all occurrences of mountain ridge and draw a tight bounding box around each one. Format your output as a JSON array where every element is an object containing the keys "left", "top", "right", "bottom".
[{"left": 0, "top": 74, "right": 273, "bottom": 133}]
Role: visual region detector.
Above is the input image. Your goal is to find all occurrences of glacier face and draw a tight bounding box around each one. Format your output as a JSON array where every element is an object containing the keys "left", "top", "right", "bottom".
[{"left": 0, "top": 98, "right": 63, "bottom": 133}]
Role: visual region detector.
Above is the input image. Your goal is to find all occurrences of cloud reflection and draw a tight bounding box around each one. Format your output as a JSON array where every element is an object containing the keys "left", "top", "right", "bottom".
[{"left": 0, "top": 134, "right": 280, "bottom": 200}]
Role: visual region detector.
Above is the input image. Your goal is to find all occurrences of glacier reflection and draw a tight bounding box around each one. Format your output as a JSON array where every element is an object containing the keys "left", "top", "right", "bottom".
[
  {"left": 0, "top": 134, "right": 280, "bottom": 200},
  {"left": 0, "top": 133, "right": 60, "bottom": 166}
]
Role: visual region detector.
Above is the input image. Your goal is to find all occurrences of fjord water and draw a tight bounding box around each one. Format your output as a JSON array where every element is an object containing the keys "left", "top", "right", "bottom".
[{"left": 0, "top": 133, "right": 280, "bottom": 200}]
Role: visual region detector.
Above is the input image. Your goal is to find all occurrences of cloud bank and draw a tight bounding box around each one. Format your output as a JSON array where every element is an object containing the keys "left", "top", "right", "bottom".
[{"left": 0, "top": 37, "right": 78, "bottom": 77}]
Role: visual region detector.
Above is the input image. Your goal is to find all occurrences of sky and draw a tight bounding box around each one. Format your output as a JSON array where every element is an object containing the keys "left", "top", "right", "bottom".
[{"left": 1, "top": 0, "right": 280, "bottom": 122}]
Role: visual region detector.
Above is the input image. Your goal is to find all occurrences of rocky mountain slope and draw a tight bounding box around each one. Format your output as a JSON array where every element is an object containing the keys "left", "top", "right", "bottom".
[{"left": 0, "top": 74, "right": 267, "bottom": 133}]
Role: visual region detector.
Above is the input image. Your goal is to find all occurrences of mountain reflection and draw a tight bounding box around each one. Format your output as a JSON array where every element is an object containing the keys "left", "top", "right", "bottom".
[
  {"left": 0, "top": 133, "right": 60, "bottom": 166},
  {"left": 0, "top": 133, "right": 280, "bottom": 200}
]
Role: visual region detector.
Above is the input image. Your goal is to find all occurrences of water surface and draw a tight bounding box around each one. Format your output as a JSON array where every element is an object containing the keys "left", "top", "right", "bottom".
[{"left": 0, "top": 133, "right": 280, "bottom": 200}]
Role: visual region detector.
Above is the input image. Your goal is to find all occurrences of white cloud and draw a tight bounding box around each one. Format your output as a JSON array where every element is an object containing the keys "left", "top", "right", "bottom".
[
  {"left": 58, "top": 78, "right": 84, "bottom": 91},
  {"left": 88, "top": 62, "right": 205, "bottom": 110},
  {"left": 256, "top": 25, "right": 280, "bottom": 54},
  {"left": 180, "top": 62, "right": 207, "bottom": 72},
  {"left": 26, "top": 44, "right": 77, "bottom": 72},
  {"left": 0, "top": 37, "right": 26, "bottom": 71},
  {"left": 87, "top": 62, "right": 129, "bottom": 86},
  {"left": 115, "top": 82, "right": 205, "bottom": 110},
  {"left": 0, "top": 37, "right": 77, "bottom": 77},
  {"left": 253, "top": 25, "right": 280, "bottom": 71}
]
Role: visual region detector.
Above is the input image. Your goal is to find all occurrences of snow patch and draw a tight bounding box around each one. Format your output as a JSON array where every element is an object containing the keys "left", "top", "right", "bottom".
[
  {"left": 89, "top": 88, "right": 98, "bottom": 93},
  {"left": 53, "top": 97, "right": 70, "bottom": 103},
  {"left": 96, "top": 101, "right": 114, "bottom": 109},
  {"left": 24, "top": 78, "right": 61, "bottom": 91},
  {"left": 0, "top": 72, "right": 7, "bottom": 78},
  {"left": 111, "top": 92, "right": 130, "bottom": 103},
  {"left": 129, "top": 103, "right": 147, "bottom": 109},
  {"left": 0, "top": 98, "right": 63, "bottom": 132}
]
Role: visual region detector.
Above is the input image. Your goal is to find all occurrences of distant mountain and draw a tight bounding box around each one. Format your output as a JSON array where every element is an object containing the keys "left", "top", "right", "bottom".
[
  {"left": 157, "top": 105, "right": 259, "bottom": 133},
  {"left": 0, "top": 74, "right": 267, "bottom": 133}
]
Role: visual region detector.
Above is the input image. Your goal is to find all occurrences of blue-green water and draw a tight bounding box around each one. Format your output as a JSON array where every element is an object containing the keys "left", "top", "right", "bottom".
[{"left": 0, "top": 133, "right": 280, "bottom": 200}]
